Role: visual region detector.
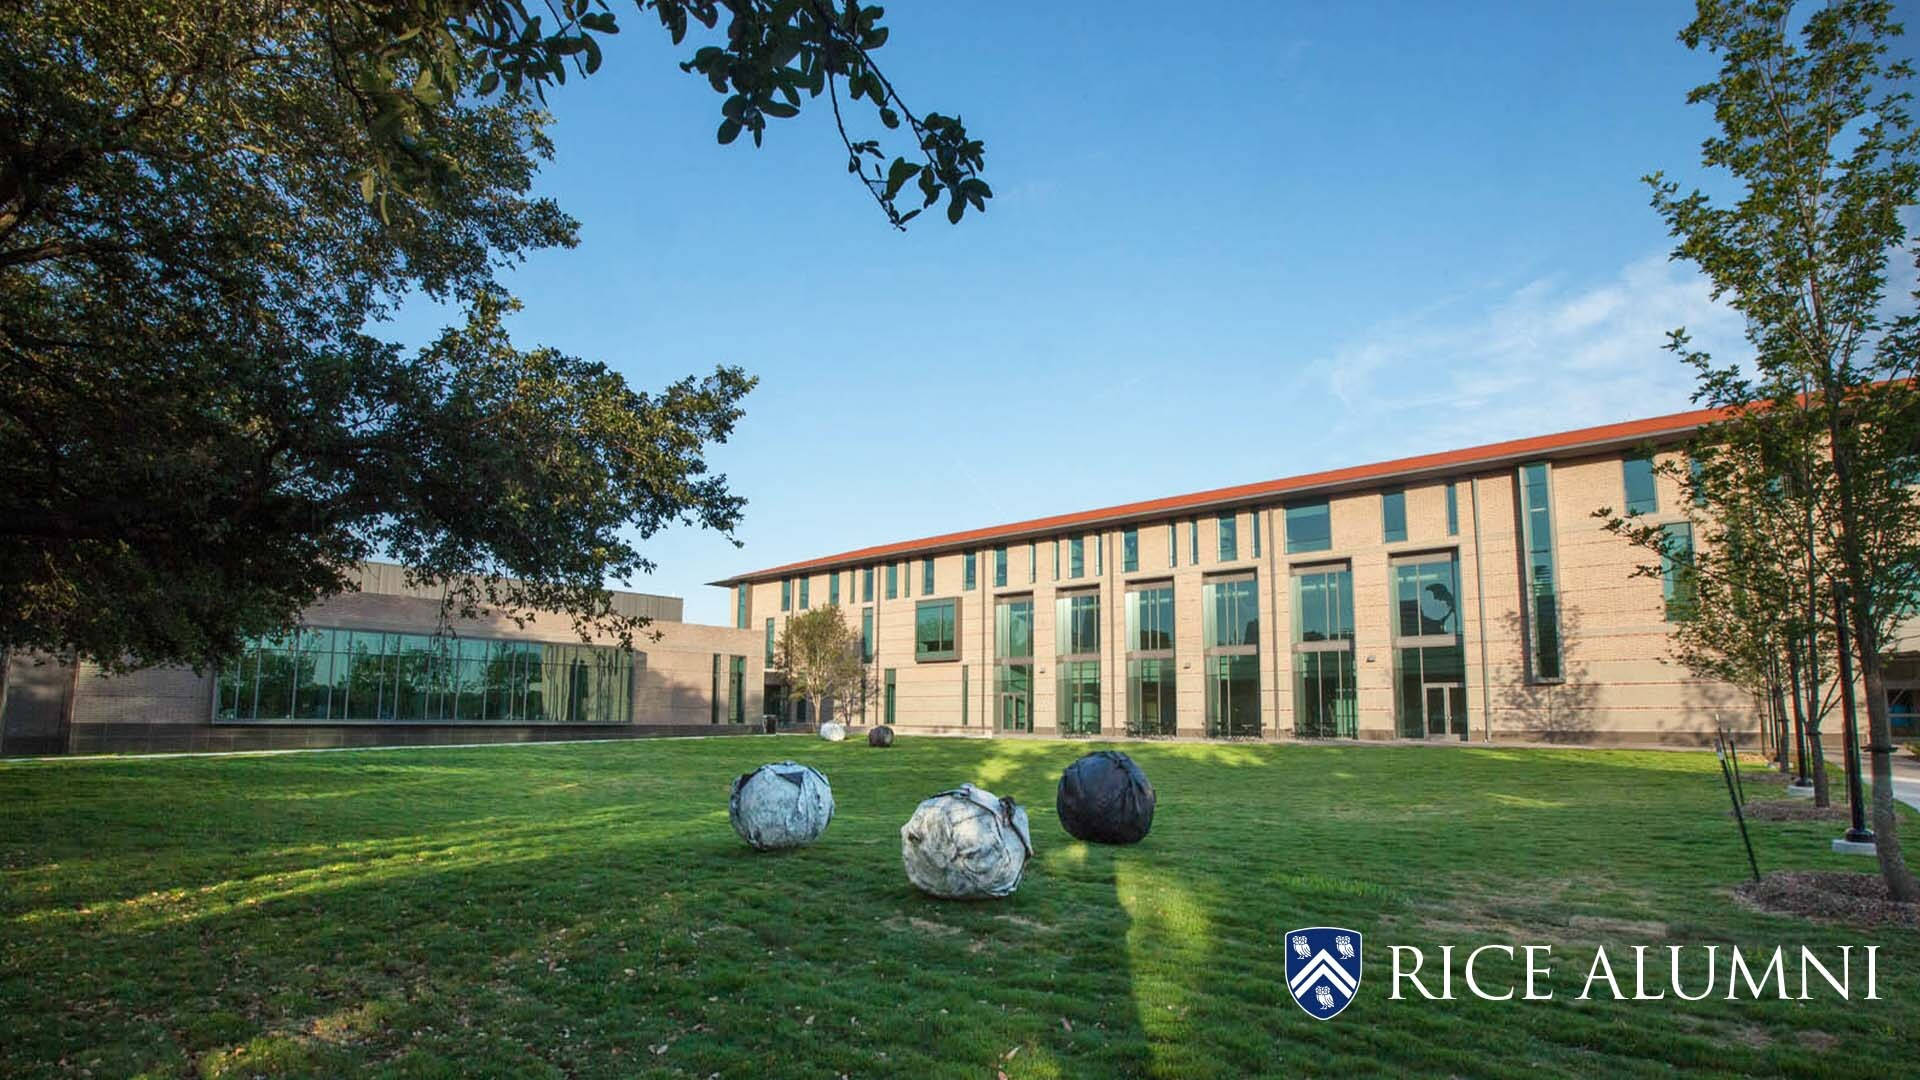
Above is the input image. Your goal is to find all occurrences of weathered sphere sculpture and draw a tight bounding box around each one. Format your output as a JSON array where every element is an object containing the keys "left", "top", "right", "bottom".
[
  {"left": 817, "top": 720, "right": 847, "bottom": 742},
  {"left": 729, "top": 761, "right": 834, "bottom": 850},
  {"left": 868, "top": 725, "right": 895, "bottom": 747},
  {"left": 1056, "top": 750, "right": 1156, "bottom": 844},
  {"left": 900, "top": 784, "right": 1033, "bottom": 899}
]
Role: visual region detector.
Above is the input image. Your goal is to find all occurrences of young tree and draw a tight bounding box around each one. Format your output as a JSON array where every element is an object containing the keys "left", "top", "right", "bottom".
[
  {"left": 775, "top": 606, "right": 865, "bottom": 727},
  {"left": 1646, "top": 0, "right": 1920, "bottom": 898},
  {"left": 0, "top": 2, "right": 988, "bottom": 673}
]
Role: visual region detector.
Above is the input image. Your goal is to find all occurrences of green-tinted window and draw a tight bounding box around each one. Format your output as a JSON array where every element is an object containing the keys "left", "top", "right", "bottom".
[
  {"left": 1189, "top": 520, "right": 1199, "bottom": 564},
  {"left": 1096, "top": 533, "right": 1104, "bottom": 576},
  {"left": 711, "top": 654, "right": 722, "bottom": 724},
  {"left": 1293, "top": 567, "right": 1355, "bottom": 643},
  {"left": 922, "top": 558, "right": 934, "bottom": 596},
  {"left": 1122, "top": 529, "right": 1139, "bottom": 572},
  {"left": 886, "top": 563, "right": 898, "bottom": 600},
  {"left": 1519, "top": 462, "right": 1563, "bottom": 680},
  {"left": 1205, "top": 654, "right": 1260, "bottom": 738},
  {"left": 728, "top": 657, "right": 746, "bottom": 723},
  {"left": 1203, "top": 573, "right": 1260, "bottom": 739},
  {"left": 1029, "top": 542, "right": 1037, "bottom": 584},
  {"left": 1395, "top": 645, "right": 1468, "bottom": 738},
  {"left": 1167, "top": 524, "right": 1177, "bottom": 567},
  {"left": 735, "top": 586, "right": 748, "bottom": 629},
  {"left": 1126, "top": 584, "right": 1175, "bottom": 652},
  {"left": 1252, "top": 512, "right": 1262, "bottom": 558},
  {"left": 995, "top": 595, "right": 1034, "bottom": 732},
  {"left": 829, "top": 574, "right": 840, "bottom": 606},
  {"left": 1382, "top": 490, "right": 1407, "bottom": 543},
  {"left": 1068, "top": 537, "right": 1084, "bottom": 578},
  {"left": 1393, "top": 556, "right": 1461, "bottom": 639},
  {"left": 781, "top": 579, "right": 792, "bottom": 611},
  {"left": 1293, "top": 650, "right": 1356, "bottom": 739},
  {"left": 1285, "top": 502, "right": 1332, "bottom": 553},
  {"left": 964, "top": 552, "right": 977, "bottom": 590},
  {"left": 1059, "top": 661, "right": 1101, "bottom": 735},
  {"left": 1204, "top": 575, "right": 1259, "bottom": 648},
  {"left": 997, "top": 663, "right": 1032, "bottom": 731},
  {"left": 861, "top": 607, "right": 874, "bottom": 662},
  {"left": 961, "top": 664, "right": 970, "bottom": 726},
  {"left": 1126, "top": 658, "right": 1177, "bottom": 736},
  {"left": 995, "top": 597, "right": 1034, "bottom": 659},
  {"left": 862, "top": 566, "right": 874, "bottom": 602},
  {"left": 1689, "top": 457, "right": 1707, "bottom": 508},
  {"left": 1623, "top": 455, "right": 1658, "bottom": 515},
  {"left": 765, "top": 618, "right": 775, "bottom": 665},
  {"left": 994, "top": 546, "right": 1008, "bottom": 587},
  {"left": 884, "top": 668, "right": 896, "bottom": 725},
  {"left": 799, "top": 578, "right": 810, "bottom": 609},
  {"left": 916, "top": 599, "right": 957, "bottom": 661},
  {"left": 1057, "top": 591, "right": 1100, "bottom": 656},
  {"left": 1445, "top": 482, "right": 1460, "bottom": 536},
  {"left": 1662, "top": 523, "right": 1696, "bottom": 621},
  {"left": 1052, "top": 539, "right": 1060, "bottom": 580},
  {"left": 1218, "top": 513, "right": 1238, "bottom": 562}
]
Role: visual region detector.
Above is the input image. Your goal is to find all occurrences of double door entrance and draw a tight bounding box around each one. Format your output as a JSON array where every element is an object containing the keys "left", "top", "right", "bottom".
[{"left": 1421, "top": 682, "right": 1468, "bottom": 740}]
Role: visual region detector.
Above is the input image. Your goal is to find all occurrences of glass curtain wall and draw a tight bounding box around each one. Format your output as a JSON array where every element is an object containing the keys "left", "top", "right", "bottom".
[
  {"left": 1125, "top": 583, "right": 1176, "bottom": 736},
  {"left": 1519, "top": 462, "right": 1563, "bottom": 680},
  {"left": 1392, "top": 552, "right": 1468, "bottom": 739},
  {"left": 217, "top": 628, "right": 634, "bottom": 725},
  {"left": 995, "top": 597, "right": 1034, "bottom": 731},
  {"left": 1056, "top": 590, "right": 1101, "bottom": 734},
  {"left": 1203, "top": 574, "right": 1261, "bottom": 737},
  {"left": 1292, "top": 565, "right": 1356, "bottom": 737}
]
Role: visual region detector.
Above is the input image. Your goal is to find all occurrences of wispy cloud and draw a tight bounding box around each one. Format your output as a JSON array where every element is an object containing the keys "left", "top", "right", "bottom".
[{"left": 1321, "top": 253, "right": 1752, "bottom": 457}]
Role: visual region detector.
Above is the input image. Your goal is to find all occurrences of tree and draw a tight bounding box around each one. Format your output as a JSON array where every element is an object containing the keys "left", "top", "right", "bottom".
[
  {"left": 0, "top": 1, "right": 987, "bottom": 674},
  {"left": 775, "top": 606, "right": 865, "bottom": 726},
  {"left": 1643, "top": 0, "right": 1920, "bottom": 898}
]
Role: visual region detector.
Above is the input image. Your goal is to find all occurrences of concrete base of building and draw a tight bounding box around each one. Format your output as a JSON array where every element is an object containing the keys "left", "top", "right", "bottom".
[
  {"left": 62, "top": 721, "right": 759, "bottom": 756},
  {"left": 1831, "top": 837, "right": 1878, "bottom": 856}
]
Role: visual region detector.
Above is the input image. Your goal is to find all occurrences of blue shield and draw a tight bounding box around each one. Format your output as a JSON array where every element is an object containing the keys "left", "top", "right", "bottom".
[{"left": 1283, "top": 926, "right": 1363, "bottom": 1019}]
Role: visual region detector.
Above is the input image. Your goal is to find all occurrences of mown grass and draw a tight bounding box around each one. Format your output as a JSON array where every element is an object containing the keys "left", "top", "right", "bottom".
[{"left": 1, "top": 737, "right": 1913, "bottom": 1078}]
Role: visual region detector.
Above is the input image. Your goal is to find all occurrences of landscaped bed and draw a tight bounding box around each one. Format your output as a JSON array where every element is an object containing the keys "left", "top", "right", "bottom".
[{"left": 2, "top": 738, "right": 1914, "bottom": 1078}]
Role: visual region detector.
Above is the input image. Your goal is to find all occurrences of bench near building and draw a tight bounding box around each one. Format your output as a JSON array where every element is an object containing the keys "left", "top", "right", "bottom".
[
  {"left": 0, "top": 563, "right": 763, "bottom": 756},
  {"left": 719, "top": 405, "right": 1920, "bottom": 746}
]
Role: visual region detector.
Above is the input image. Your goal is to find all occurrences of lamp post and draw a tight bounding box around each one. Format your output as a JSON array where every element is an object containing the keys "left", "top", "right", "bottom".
[{"left": 1831, "top": 582, "right": 1873, "bottom": 845}]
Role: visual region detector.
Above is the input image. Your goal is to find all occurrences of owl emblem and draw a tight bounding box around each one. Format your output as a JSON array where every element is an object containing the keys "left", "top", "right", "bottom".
[
  {"left": 1313, "top": 983, "right": 1335, "bottom": 1010},
  {"left": 1291, "top": 934, "right": 1310, "bottom": 958},
  {"left": 1335, "top": 935, "right": 1354, "bottom": 959},
  {"left": 1283, "top": 926, "right": 1362, "bottom": 1020}
]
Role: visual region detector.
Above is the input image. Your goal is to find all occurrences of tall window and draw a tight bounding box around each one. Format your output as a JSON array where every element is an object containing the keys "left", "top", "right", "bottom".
[
  {"left": 1382, "top": 490, "right": 1407, "bottom": 543},
  {"left": 961, "top": 664, "right": 970, "bottom": 727},
  {"left": 995, "top": 597, "right": 1033, "bottom": 731},
  {"left": 964, "top": 552, "right": 977, "bottom": 590},
  {"left": 216, "top": 628, "right": 634, "bottom": 725},
  {"left": 799, "top": 577, "right": 810, "bottom": 609},
  {"left": 728, "top": 657, "right": 746, "bottom": 723},
  {"left": 1056, "top": 590, "right": 1101, "bottom": 735},
  {"left": 1095, "top": 533, "right": 1103, "bottom": 576},
  {"left": 861, "top": 607, "right": 874, "bottom": 662},
  {"left": 1292, "top": 566, "right": 1356, "bottom": 738},
  {"left": 711, "top": 654, "right": 722, "bottom": 724},
  {"left": 781, "top": 579, "right": 792, "bottom": 611},
  {"left": 862, "top": 566, "right": 874, "bottom": 602},
  {"left": 884, "top": 668, "right": 896, "bottom": 726},
  {"left": 922, "top": 557, "right": 935, "bottom": 596},
  {"left": 1519, "top": 462, "right": 1563, "bottom": 680},
  {"left": 1068, "top": 536, "right": 1085, "bottom": 578},
  {"left": 1167, "top": 523, "right": 1176, "bottom": 567},
  {"left": 1623, "top": 455, "right": 1658, "bottom": 515},
  {"left": 765, "top": 618, "right": 775, "bottom": 666},
  {"left": 829, "top": 573, "right": 840, "bottom": 606},
  {"left": 1189, "top": 519, "right": 1199, "bottom": 564},
  {"left": 994, "top": 546, "right": 1008, "bottom": 588},
  {"left": 886, "top": 563, "right": 898, "bottom": 600},
  {"left": 1445, "top": 482, "right": 1460, "bottom": 536},
  {"left": 1252, "top": 512, "right": 1262, "bottom": 558},
  {"left": 1392, "top": 552, "right": 1467, "bottom": 738},
  {"left": 1218, "top": 513, "right": 1238, "bottom": 562},
  {"left": 1123, "top": 529, "right": 1139, "bottom": 572},
  {"left": 1203, "top": 574, "right": 1260, "bottom": 737},
  {"left": 1125, "top": 583, "right": 1176, "bottom": 736},
  {"left": 1285, "top": 501, "right": 1332, "bottom": 553},
  {"left": 1052, "top": 539, "right": 1060, "bottom": 580},
  {"left": 916, "top": 599, "right": 958, "bottom": 661},
  {"left": 736, "top": 586, "right": 748, "bottom": 629},
  {"left": 1029, "top": 541, "right": 1037, "bottom": 584},
  {"left": 1662, "top": 523, "right": 1696, "bottom": 621}
]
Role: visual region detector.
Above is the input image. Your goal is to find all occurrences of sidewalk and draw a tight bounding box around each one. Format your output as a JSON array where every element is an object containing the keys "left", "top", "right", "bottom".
[{"left": 1891, "top": 754, "right": 1920, "bottom": 813}]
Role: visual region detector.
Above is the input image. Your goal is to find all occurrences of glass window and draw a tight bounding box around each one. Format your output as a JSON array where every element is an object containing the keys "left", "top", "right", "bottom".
[
  {"left": 915, "top": 599, "right": 958, "bottom": 661},
  {"left": 1123, "top": 529, "right": 1139, "bottom": 572},
  {"left": 1203, "top": 575, "right": 1260, "bottom": 648},
  {"left": 1057, "top": 591, "right": 1100, "bottom": 656},
  {"left": 922, "top": 557, "right": 934, "bottom": 596},
  {"left": 1069, "top": 537, "right": 1084, "bottom": 578},
  {"left": 1689, "top": 457, "right": 1708, "bottom": 508},
  {"left": 1519, "top": 462, "right": 1562, "bottom": 680},
  {"left": 961, "top": 664, "right": 970, "bottom": 727},
  {"left": 1052, "top": 539, "right": 1060, "bottom": 580},
  {"left": 1294, "top": 650, "right": 1356, "bottom": 739},
  {"left": 995, "top": 597, "right": 1034, "bottom": 659},
  {"left": 1126, "top": 659, "right": 1177, "bottom": 737},
  {"left": 1285, "top": 501, "right": 1332, "bottom": 553},
  {"left": 1623, "top": 455, "right": 1658, "bottom": 515},
  {"left": 1205, "top": 655, "right": 1260, "bottom": 738},
  {"left": 885, "top": 668, "right": 896, "bottom": 725},
  {"left": 994, "top": 546, "right": 1008, "bottom": 588},
  {"left": 997, "top": 663, "right": 1033, "bottom": 731},
  {"left": 863, "top": 566, "right": 874, "bottom": 602},
  {"left": 1059, "top": 661, "right": 1101, "bottom": 735},
  {"left": 1029, "top": 542, "right": 1037, "bottom": 584},
  {"left": 861, "top": 607, "right": 874, "bottom": 662},
  {"left": 886, "top": 563, "right": 898, "bottom": 600},
  {"left": 1202, "top": 573, "right": 1260, "bottom": 738},
  {"left": 781, "top": 579, "right": 792, "bottom": 611},
  {"left": 1394, "top": 555, "right": 1461, "bottom": 639},
  {"left": 711, "top": 653, "right": 723, "bottom": 724},
  {"left": 1218, "top": 513, "right": 1238, "bottom": 562},
  {"left": 1252, "top": 512, "right": 1262, "bottom": 559},
  {"left": 1095, "top": 533, "right": 1103, "bottom": 576},
  {"left": 799, "top": 577, "right": 810, "bottom": 609},
  {"left": 1126, "top": 583, "right": 1175, "bottom": 652},
  {"left": 729, "top": 657, "right": 746, "bottom": 723},
  {"left": 1168, "top": 523, "right": 1177, "bottom": 567},
  {"left": 736, "top": 586, "right": 748, "bottom": 629},
  {"left": 1662, "top": 523, "right": 1696, "bottom": 621},
  {"left": 964, "top": 552, "right": 977, "bottom": 591},
  {"left": 829, "top": 574, "right": 840, "bottom": 606},
  {"left": 1445, "top": 482, "right": 1460, "bottom": 536},
  {"left": 765, "top": 618, "right": 775, "bottom": 666},
  {"left": 1382, "top": 490, "right": 1407, "bottom": 543},
  {"left": 994, "top": 596, "right": 1034, "bottom": 732},
  {"left": 1189, "top": 519, "right": 1199, "bottom": 564}
]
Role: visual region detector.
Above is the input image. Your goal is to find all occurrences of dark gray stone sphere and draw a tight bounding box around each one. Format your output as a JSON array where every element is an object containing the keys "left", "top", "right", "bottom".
[
  {"left": 1056, "top": 750, "right": 1155, "bottom": 844},
  {"left": 868, "top": 725, "right": 895, "bottom": 747}
]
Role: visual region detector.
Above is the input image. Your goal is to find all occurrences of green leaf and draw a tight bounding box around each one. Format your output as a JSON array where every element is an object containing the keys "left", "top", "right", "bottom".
[
  {"left": 718, "top": 118, "right": 742, "bottom": 144},
  {"left": 883, "top": 158, "right": 920, "bottom": 201}
]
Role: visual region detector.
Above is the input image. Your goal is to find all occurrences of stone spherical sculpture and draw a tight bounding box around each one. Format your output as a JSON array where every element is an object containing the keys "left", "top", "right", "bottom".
[
  {"left": 1056, "top": 750, "right": 1156, "bottom": 844},
  {"left": 900, "top": 784, "right": 1033, "bottom": 899},
  {"left": 867, "top": 725, "right": 895, "bottom": 747},
  {"left": 817, "top": 720, "right": 847, "bottom": 742},
  {"left": 729, "top": 761, "right": 834, "bottom": 850}
]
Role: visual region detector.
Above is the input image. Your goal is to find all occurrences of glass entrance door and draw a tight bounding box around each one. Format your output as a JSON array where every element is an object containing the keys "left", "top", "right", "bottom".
[
  {"left": 1423, "top": 683, "right": 1467, "bottom": 740},
  {"left": 997, "top": 664, "right": 1032, "bottom": 732}
]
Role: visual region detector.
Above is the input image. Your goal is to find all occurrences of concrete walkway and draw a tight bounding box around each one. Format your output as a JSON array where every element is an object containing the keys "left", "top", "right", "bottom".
[{"left": 1890, "top": 755, "right": 1920, "bottom": 813}]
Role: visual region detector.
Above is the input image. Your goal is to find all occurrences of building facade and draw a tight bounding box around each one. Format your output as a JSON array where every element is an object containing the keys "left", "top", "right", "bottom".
[
  {"left": 723, "top": 406, "right": 1840, "bottom": 746},
  {"left": 0, "top": 563, "right": 764, "bottom": 755}
]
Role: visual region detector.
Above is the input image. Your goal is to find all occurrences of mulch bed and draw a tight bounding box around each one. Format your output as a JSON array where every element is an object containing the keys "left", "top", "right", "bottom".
[
  {"left": 1738, "top": 798, "right": 1851, "bottom": 822},
  {"left": 1734, "top": 870, "right": 1920, "bottom": 928}
]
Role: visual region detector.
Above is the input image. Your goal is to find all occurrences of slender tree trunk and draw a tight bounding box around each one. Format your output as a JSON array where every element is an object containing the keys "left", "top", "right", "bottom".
[
  {"left": 1768, "top": 667, "right": 1790, "bottom": 774},
  {"left": 1787, "top": 643, "right": 1810, "bottom": 786},
  {"left": 1800, "top": 633, "right": 1832, "bottom": 807}
]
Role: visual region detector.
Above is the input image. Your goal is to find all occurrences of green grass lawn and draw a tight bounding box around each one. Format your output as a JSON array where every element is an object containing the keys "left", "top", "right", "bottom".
[{"left": 2, "top": 737, "right": 1913, "bottom": 1079}]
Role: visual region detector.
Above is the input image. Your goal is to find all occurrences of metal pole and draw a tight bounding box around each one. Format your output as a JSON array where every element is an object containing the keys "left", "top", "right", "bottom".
[
  {"left": 1831, "top": 581, "right": 1873, "bottom": 843},
  {"left": 1716, "top": 735, "right": 1761, "bottom": 883}
]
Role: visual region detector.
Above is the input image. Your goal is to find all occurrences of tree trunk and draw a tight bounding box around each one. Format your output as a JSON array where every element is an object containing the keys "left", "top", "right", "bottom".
[
  {"left": 1769, "top": 674, "right": 1790, "bottom": 774},
  {"left": 1786, "top": 644, "right": 1810, "bottom": 786},
  {"left": 1802, "top": 635, "right": 1831, "bottom": 807},
  {"left": 1852, "top": 601, "right": 1919, "bottom": 900}
]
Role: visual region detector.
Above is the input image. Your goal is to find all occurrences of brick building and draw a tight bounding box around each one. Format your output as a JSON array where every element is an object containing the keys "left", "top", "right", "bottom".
[{"left": 720, "top": 405, "right": 1920, "bottom": 746}]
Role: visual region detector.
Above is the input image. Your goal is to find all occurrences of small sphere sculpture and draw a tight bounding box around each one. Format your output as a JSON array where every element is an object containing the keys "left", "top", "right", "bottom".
[
  {"left": 1056, "top": 750, "right": 1155, "bottom": 844},
  {"left": 817, "top": 720, "right": 847, "bottom": 742},
  {"left": 729, "top": 761, "right": 834, "bottom": 850},
  {"left": 868, "top": 725, "right": 895, "bottom": 747},
  {"left": 900, "top": 784, "right": 1033, "bottom": 899}
]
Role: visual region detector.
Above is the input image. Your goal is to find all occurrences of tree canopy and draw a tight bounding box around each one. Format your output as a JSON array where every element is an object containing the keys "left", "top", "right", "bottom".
[{"left": 0, "top": 1, "right": 987, "bottom": 671}]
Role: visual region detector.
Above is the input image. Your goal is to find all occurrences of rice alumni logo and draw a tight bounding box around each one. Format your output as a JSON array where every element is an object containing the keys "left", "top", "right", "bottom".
[{"left": 1283, "top": 926, "right": 1362, "bottom": 1019}]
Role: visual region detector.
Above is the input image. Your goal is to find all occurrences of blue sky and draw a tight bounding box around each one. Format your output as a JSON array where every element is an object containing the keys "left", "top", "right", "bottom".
[{"left": 392, "top": 2, "right": 1843, "bottom": 624}]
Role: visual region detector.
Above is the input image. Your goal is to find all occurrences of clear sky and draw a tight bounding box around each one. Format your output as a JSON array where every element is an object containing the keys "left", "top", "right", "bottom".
[{"left": 389, "top": 1, "right": 1900, "bottom": 625}]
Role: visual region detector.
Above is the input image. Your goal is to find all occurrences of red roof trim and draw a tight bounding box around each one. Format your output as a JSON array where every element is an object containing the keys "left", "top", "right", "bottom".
[{"left": 713, "top": 403, "right": 1729, "bottom": 586}]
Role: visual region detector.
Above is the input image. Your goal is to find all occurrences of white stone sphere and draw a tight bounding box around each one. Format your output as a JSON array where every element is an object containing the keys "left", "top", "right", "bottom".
[
  {"left": 817, "top": 721, "right": 847, "bottom": 742},
  {"left": 900, "top": 783, "right": 1033, "bottom": 899},
  {"left": 729, "top": 761, "right": 834, "bottom": 850}
]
